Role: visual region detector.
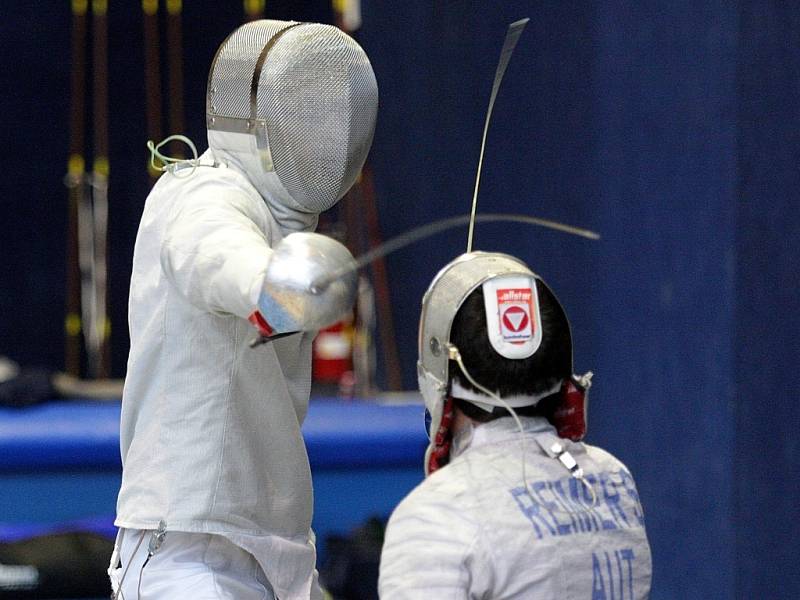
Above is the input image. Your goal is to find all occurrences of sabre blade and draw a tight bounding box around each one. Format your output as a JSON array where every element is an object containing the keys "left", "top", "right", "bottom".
[
  {"left": 467, "top": 17, "right": 530, "bottom": 252},
  {"left": 312, "top": 212, "right": 599, "bottom": 292},
  {"left": 306, "top": 20, "right": 603, "bottom": 296}
]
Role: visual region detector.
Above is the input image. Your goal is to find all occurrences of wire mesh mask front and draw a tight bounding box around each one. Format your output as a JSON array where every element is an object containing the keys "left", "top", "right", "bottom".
[{"left": 207, "top": 20, "right": 378, "bottom": 212}]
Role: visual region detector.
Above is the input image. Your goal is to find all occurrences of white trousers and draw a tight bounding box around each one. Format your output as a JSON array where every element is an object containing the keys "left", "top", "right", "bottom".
[{"left": 109, "top": 528, "right": 276, "bottom": 600}]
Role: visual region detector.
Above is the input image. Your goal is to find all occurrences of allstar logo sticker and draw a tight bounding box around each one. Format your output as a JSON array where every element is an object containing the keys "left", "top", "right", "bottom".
[
  {"left": 483, "top": 275, "right": 543, "bottom": 359},
  {"left": 497, "top": 288, "right": 535, "bottom": 343}
]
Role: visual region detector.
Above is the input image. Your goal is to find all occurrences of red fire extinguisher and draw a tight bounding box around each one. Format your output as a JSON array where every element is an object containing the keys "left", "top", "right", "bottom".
[{"left": 312, "top": 312, "right": 355, "bottom": 389}]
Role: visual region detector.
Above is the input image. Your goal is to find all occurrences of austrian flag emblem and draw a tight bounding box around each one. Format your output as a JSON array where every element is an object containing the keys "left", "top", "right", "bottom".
[
  {"left": 497, "top": 288, "right": 535, "bottom": 343},
  {"left": 483, "top": 275, "right": 542, "bottom": 358}
]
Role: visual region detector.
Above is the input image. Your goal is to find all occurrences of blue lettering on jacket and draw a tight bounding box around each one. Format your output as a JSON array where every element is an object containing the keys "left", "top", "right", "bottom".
[
  {"left": 510, "top": 486, "right": 555, "bottom": 539},
  {"left": 508, "top": 469, "right": 645, "bottom": 539},
  {"left": 592, "top": 548, "right": 636, "bottom": 599}
]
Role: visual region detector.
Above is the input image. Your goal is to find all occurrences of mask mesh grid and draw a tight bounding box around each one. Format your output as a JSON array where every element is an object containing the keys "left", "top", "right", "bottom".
[
  {"left": 259, "top": 24, "right": 378, "bottom": 212},
  {"left": 207, "top": 20, "right": 296, "bottom": 121},
  {"left": 207, "top": 20, "right": 378, "bottom": 213}
]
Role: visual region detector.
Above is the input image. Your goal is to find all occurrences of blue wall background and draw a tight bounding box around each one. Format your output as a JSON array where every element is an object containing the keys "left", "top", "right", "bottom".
[
  {"left": 1, "top": 1, "right": 798, "bottom": 598},
  {"left": 734, "top": 3, "right": 800, "bottom": 597}
]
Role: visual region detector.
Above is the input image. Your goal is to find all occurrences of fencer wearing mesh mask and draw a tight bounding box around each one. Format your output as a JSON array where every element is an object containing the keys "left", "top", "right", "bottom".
[
  {"left": 379, "top": 252, "right": 652, "bottom": 599},
  {"left": 109, "top": 21, "right": 377, "bottom": 600}
]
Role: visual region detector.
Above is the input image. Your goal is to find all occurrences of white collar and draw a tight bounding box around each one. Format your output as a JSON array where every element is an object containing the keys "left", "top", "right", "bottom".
[
  {"left": 450, "top": 379, "right": 561, "bottom": 413},
  {"left": 451, "top": 415, "right": 555, "bottom": 459}
]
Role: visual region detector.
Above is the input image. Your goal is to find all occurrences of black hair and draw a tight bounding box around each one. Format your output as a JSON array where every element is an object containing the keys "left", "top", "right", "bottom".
[{"left": 448, "top": 278, "right": 572, "bottom": 421}]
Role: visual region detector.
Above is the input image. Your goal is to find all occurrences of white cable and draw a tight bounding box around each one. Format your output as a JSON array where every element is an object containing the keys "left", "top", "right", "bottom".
[
  {"left": 138, "top": 521, "right": 167, "bottom": 597},
  {"left": 447, "top": 343, "right": 532, "bottom": 488},
  {"left": 146, "top": 134, "right": 200, "bottom": 178},
  {"left": 112, "top": 530, "right": 146, "bottom": 600},
  {"left": 447, "top": 343, "right": 597, "bottom": 509}
]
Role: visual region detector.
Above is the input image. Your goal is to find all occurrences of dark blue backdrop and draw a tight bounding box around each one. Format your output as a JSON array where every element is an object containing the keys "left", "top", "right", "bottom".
[{"left": 1, "top": 2, "right": 798, "bottom": 598}]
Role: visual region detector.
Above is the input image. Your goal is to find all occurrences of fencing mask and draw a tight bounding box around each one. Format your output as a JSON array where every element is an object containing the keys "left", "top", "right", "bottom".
[
  {"left": 418, "top": 252, "right": 592, "bottom": 475},
  {"left": 206, "top": 20, "right": 378, "bottom": 221}
]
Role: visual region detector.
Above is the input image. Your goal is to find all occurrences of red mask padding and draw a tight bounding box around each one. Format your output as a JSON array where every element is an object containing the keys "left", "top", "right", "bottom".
[
  {"left": 549, "top": 377, "right": 588, "bottom": 442},
  {"left": 427, "top": 397, "right": 455, "bottom": 474}
]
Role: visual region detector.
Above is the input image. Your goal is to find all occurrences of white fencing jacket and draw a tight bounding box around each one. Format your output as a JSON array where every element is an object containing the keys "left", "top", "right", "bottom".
[
  {"left": 115, "top": 151, "right": 321, "bottom": 600},
  {"left": 380, "top": 416, "right": 652, "bottom": 599}
]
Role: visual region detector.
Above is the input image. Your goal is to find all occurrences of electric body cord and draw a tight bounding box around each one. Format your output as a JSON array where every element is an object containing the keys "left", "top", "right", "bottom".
[
  {"left": 112, "top": 521, "right": 167, "bottom": 600},
  {"left": 112, "top": 530, "right": 146, "bottom": 600},
  {"left": 446, "top": 343, "right": 598, "bottom": 509}
]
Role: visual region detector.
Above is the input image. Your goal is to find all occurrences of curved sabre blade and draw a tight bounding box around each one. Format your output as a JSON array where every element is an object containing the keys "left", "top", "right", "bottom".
[
  {"left": 467, "top": 17, "right": 530, "bottom": 252},
  {"left": 312, "top": 212, "right": 599, "bottom": 292}
]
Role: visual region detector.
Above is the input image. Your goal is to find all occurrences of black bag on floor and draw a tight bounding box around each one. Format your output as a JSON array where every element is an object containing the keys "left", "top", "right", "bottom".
[
  {"left": 0, "top": 531, "right": 113, "bottom": 599},
  {"left": 0, "top": 366, "right": 54, "bottom": 408},
  {"left": 319, "top": 516, "right": 386, "bottom": 600}
]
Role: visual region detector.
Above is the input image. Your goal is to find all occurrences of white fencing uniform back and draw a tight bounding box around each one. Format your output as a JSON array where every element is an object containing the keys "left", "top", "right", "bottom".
[{"left": 379, "top": 416, "right": 652, "bottom": 599}]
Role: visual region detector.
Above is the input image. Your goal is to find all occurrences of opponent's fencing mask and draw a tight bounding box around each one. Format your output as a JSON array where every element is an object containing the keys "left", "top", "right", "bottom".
[
  {"left": 418, "top": 252, "right": 592, "bottom": 475},
  {"left": 206, "top": 20, "right": 378, "bottom": 216}
]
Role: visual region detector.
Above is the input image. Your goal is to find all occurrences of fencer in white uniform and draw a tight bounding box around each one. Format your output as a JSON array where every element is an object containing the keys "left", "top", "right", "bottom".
[
  {"left": 379, "top": 253, "right": 652, "bottom": 599},
  {"left": 110, "top": 20, "right": 377, "bottom": 600}
]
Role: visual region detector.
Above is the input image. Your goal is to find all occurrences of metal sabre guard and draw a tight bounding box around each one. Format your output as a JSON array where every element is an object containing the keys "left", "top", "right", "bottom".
[{"left": 467, "top": 17, "right": 530, "bottom": 253}]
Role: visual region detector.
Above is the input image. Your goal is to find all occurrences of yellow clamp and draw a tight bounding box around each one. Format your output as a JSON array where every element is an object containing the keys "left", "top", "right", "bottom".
[
  {"left": 142, "top": 0, "right": 158, "bottom": 16},
  {"left": 65, "top": 314, "right": 82, "bottom": 336},
  {"left": 68, "top": 154, "right": 85, "bottom": 177},
  {"left": 101, "top": 317, "right": 112, "bottom": 338},
  {"left": 93, "top": 156, "right": 110, "bottom": 177},
  {"left": 92, "top": 0, "right": 108, "bottom": 16},
  {"left": 72, "top": 0, "right": 88, "bottom": 15},
  {"left": 244, "top": 0, "right": 265, "bottom": 16}
]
